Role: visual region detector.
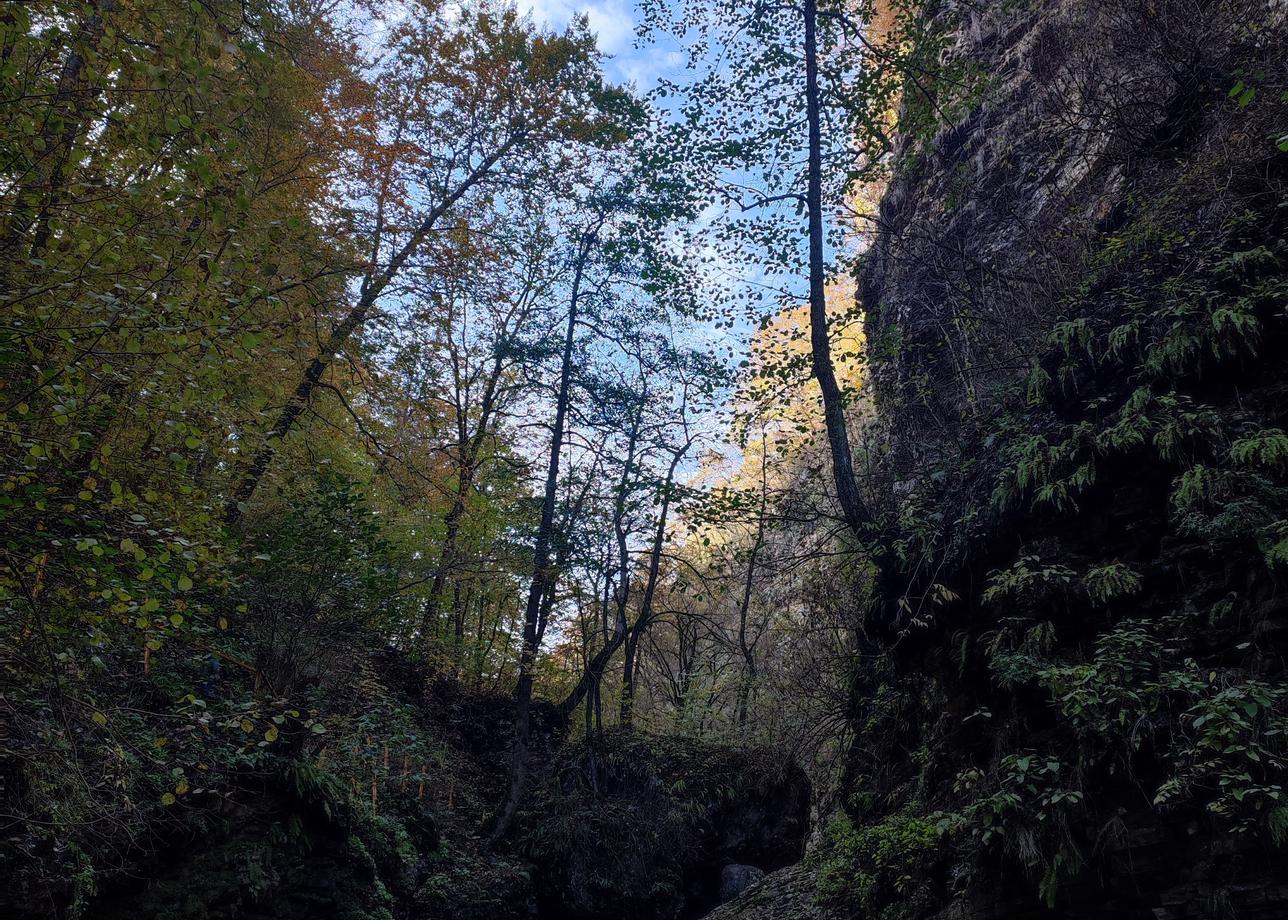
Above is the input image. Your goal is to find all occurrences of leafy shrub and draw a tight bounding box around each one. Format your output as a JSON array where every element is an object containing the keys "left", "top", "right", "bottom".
[{"left": 814, "top": 808, "right": 941, "bottom": 920}]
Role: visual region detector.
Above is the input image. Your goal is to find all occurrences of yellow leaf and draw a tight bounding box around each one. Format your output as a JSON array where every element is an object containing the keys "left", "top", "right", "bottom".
[{"left": 265, "top": 726, "right": 279, "bottom": 743}]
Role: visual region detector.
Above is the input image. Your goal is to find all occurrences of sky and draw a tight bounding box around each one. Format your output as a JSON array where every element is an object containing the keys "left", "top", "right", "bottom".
[
  {"left": 513, "top": 0, "right": 685, "bottom": 90},
  {"left": 361, "top": 0, "right": 686, "bottom": 92},
  {"left": 359, "top": 0, "right": 820, "bottom": 419}
]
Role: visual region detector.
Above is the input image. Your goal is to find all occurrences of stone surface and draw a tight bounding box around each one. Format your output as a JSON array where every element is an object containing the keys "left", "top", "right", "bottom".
[
  {"left": 704, "top": 863, "right": 822, "bottom": 920},
  {"left": 835, "top": 0, "right": 1288, "bottom": 918},
  {"left": 719, "top": 864, "right": 766, "bottom": 903}
]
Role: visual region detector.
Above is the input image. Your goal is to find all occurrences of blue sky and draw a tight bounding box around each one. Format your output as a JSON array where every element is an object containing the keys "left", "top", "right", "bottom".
[{"left": 515, "top": 0, "right": 685, "bottom": 90}]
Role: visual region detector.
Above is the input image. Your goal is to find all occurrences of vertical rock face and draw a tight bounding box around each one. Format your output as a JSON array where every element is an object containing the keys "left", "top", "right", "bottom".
[
  {"left": 838, "top": 0, "right": 1288, "bottom": 918},
  {"left": 863, "top": 0, "right": 1286, "bottom": 463}
]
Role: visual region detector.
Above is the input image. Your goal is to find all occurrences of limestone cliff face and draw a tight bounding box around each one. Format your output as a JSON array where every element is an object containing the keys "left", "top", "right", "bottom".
[
  {"left": 864, "top": 0, "right": 1286, "bottom": 452},
  {"left": 829, "top": 0, "right": 1288, "bottom": 917}
]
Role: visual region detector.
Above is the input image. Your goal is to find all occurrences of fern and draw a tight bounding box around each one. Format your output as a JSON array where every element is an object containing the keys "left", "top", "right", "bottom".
[
  {"left": 1083, "top": 563, "right": 1142, "bottom": 605},
  {"left": 1050, "top": 318, "right": 1093, "bottom": 357},
  {"left": 1106, "top": 319, "right": 1140, "bottom": 360},
  {"left": 1025, "top": 362, "right": 1051, "bottom": 406},
  {"left": 983, "top": 556, "right": 1076, "bottom": 605},
  {"left": 1038, "top": 848, "right": 1080, "bottom": 908},
  {"left": 1231, "top": 429, "right": 1288, "bottom": 469},
  {"left": 1172, "top": 465, "right": 1212, "bottom": 512},
  {"left": 1260, "top": 521, "right": 1288, "bottom": 569},
  {"left": 1269, "top": 807, "right": 1288, "bottom": 846}
]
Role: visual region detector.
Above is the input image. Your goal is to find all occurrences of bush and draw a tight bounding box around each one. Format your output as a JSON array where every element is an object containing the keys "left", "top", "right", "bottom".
[{"left": 814, "top": 808, "right": 941, "bottom": 920}]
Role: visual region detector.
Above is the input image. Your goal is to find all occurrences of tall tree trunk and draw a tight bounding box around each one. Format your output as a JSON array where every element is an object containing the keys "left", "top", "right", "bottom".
[
  {"left": 452, "top": 583, "right": 469, "bottom": 653},
  {"left": 485, "top": 228, "right": 593, "bottom": 847},
  {"left": 556, "top": 562, "right": 626, "bottom": 723},
  {"left": 419, "top": 463, "right": 473, "bottom": 646},
  {"left": 609, "top": 412, "right": 643, "bottom": 725},
  {"left": 619, "top": 438, "right": 688, "bottom": 729},
  {"left": 803, "top": 0, "right": 868, "bottom": 538},
  {"left": 2, "top": 0, "right": 115, "bottom": 263},
  {"left": 557, "top": 628, "right": 626, "bottom": 722},
  {"left": 1, "top": 1, "right": 113, "bottom": 256},
  {"left": 619, "top": 631, "right": 640, "bottom": 727},
  {"left": 420, "top": 348, "right": 506, "bottom": 648},
  {"left": 735, "top": 437, "right": 768, "bottom": 729}
]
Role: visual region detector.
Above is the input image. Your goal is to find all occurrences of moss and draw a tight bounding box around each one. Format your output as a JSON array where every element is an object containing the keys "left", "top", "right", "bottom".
[
  {"left": 91, "top": 800, "right": 403, "bottom": 920},
  {"left": 413, "top": 849, "right": 533, "bottom": 920}
]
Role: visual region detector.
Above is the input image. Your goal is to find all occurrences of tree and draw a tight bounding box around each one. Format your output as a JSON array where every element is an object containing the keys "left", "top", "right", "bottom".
[
  {"left": 617, "top": 365, "right": 706, "bottom": 728},
  {"left": 487, "top": 108, "right": 712, "bottom": 835},
  {"left": 224, "top": 3, "right": 635, "bottom": 522},
  {"left": 388, "top": 199, "right": 560, "bottom": 659},
  {"left": 1, "top": 0, "right": 359, "bottom": 667},
  {"left": 487, "top": 204, "right": 605, "bottom": 846},
  {"left": 640, "top": 0, "right": 926, "bottom": 539}
]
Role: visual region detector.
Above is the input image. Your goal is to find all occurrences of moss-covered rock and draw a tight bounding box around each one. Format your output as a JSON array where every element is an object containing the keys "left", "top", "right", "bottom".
[
  {"left": 93, "top": 795, "right": 399, "bottom": 920},
  {"left": 520, "top": 731, "right": 810, "bottom": 920}
]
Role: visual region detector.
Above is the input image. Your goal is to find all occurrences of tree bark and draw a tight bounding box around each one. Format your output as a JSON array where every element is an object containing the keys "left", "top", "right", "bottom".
[
  {"left": 803, "top": 0, "right": 868, "bottom": 538},
  {"left": 485, "top": 225, "right": 595, "bottom": 847},
  {"left": 2, "top": 0, "right": 116, "bottom": 263},
  {"left": 735, "top": 437, "right": 769, "bottom": 729}
]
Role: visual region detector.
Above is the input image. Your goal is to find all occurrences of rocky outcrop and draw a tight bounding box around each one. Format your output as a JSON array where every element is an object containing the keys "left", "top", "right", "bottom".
[
  {"left": 523, "top": 732, "right": 810, "bottom": 920},
  {"left": 57, "top": 658, "right": 809, "bottom": 920},
  {"left": 704, "top": 863, "right": 823, "bottom": 920},
  {"left": 827, "top": 0, "right": 1288, "bottom": 918},
  {"left": 720, "top": 864, "right": 766, "bottom": 902},
  {"left": 706, "top": 3, "right": 1288, "bottom": 914},
  {"left": 863, "top": 0, "right": 1287, "bottom": 461}
]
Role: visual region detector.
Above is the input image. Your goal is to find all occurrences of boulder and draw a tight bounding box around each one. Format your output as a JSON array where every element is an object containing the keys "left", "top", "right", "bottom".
[{"left": 719, "top": 864, "right": 765, "bottom": 903}]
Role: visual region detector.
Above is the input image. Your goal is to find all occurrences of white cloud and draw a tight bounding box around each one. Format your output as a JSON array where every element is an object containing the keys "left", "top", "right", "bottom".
[
  {"left": 514, "top": 0, "right": 635, "bottom": 55},
  {"left": 616, "top": 45, "right": 684, "bottom": 88}
]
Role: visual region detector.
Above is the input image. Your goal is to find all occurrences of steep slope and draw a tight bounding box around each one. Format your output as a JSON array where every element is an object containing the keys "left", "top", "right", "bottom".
[
  {"left": 3, "top": 643, "right": 809, "bottom": 920},
  {"left": 736, "top": 0, "right": 1288, "bottom": 918}
]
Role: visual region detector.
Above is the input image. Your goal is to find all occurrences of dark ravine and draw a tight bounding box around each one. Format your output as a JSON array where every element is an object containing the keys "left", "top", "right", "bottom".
[
  {"left": 524, "top": 733, "right": 810, "bottom": 920},
  {"left": 56, "top": 660, "right": 811, "bottom": 920},
  {"left": 6, "top": 0, "right": 1287, "bottom": 918}
]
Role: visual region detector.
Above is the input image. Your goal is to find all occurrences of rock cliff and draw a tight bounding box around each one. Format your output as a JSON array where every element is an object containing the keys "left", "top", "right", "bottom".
[{"left": 727, "top": 0, "right": 1288, "bottom": 917}]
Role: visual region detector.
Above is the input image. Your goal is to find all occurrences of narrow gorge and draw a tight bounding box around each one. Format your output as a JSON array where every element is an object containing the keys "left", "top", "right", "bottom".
[{"left": 2, "top": 1, "right": 1287, "bottom": 919}]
